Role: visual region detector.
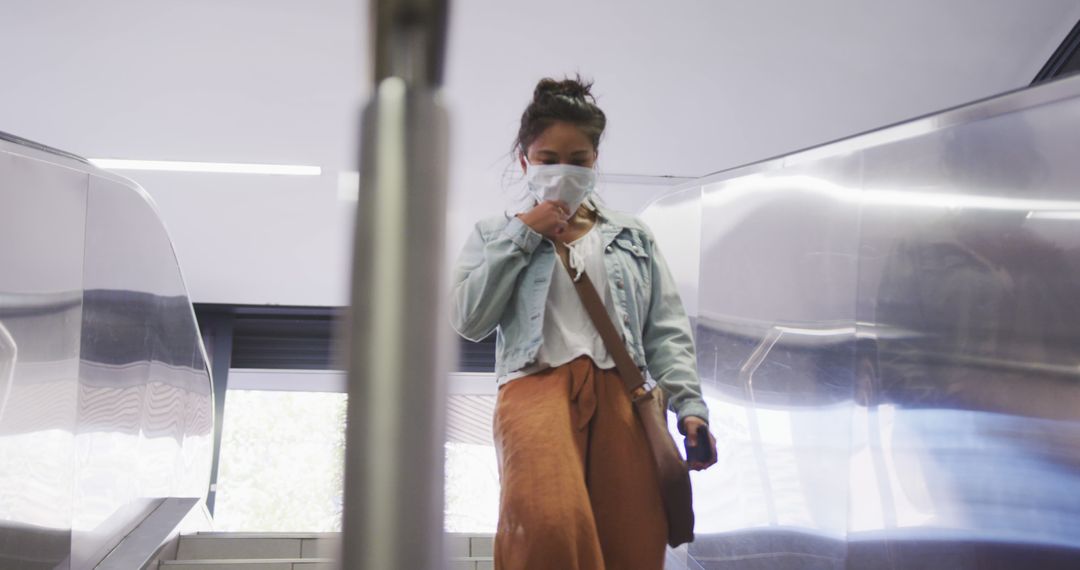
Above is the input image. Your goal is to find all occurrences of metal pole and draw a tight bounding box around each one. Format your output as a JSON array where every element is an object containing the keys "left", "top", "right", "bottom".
[{"left": 342, "top": 0, "right": 451, "bottom": 569}]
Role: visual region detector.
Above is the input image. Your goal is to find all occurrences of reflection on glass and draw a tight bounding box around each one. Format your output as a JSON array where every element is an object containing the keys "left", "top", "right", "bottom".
[
  {"left": 445, "top": 392, "right": 499, "bottom": 533},
  {"left": 445, "top": 442, "right": 499, "bottom": 532},
  {"left": 215, "top": 389, "right": 347, "bottom": 532},
  {"left": 214, "top": 388, "right": 503, "bottom": 534}
]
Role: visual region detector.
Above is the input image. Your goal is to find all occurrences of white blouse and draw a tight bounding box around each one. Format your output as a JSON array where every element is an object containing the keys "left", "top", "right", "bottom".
[{"left": 507, "top": 225, "right": 617, "bottom": 380}]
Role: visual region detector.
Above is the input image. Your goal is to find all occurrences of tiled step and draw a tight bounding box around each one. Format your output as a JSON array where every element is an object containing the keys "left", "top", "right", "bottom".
[
  {"left": 168, "top": 532, "right": 494, "bottom": 569},
  {"left": 176, "top": 533, "right": 339, "bottom": 560},
  {"left": 160, "top": 557, "right": 492, "bottom": 570},
  {"left": 160, "top": 559, "right": 335, "bottom": 570},
  {"left": 443, "top": 534, "right": 495, "bottom": 570},
  {"left": 447, "top": 559, "right": 494, "bottom": 570},
  {"left": 446, "top": 534, "right": 494, "bottom": 559}
]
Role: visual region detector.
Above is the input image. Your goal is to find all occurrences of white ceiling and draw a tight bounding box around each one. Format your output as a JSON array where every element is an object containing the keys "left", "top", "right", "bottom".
[{"left": 2, "top": 0, "right": 1078, "bottom": 305}]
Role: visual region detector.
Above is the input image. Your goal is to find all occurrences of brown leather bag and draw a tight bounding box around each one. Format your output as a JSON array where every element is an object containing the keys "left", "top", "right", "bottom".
[{"left": 555, "top": 241, "right": 695, "bottom": 548}]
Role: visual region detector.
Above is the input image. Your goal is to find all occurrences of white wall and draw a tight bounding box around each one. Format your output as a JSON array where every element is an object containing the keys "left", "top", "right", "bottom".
[
  {"left": 0, "top": 0, "right": 365, "bottom": 306},
  {"left": 2, "top": 0, "right": 1078, "bottom": 305}
]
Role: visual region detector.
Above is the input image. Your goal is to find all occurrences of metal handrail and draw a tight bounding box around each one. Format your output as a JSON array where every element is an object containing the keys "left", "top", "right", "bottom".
[{"left": 342, "top": 1, "right": 451, "bottom": 568}]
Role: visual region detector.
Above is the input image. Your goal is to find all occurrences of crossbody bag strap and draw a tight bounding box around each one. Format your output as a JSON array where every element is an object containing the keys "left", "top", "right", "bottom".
[{"left": 554, "top": 240, "right": 647, "bottom": 397}]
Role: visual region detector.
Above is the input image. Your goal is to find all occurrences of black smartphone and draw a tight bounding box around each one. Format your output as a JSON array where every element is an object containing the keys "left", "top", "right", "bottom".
[{"left": 684, "top": 425, "right": 713, "bottom": 463}]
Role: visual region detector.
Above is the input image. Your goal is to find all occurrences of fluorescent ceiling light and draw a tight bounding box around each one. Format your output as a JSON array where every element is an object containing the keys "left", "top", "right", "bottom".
[{"left": 89, "top": 158, "right": 322, "bottom": 176}]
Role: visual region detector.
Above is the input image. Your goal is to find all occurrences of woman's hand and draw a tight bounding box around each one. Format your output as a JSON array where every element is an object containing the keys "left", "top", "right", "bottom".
[
  {"left": 517, "top": 200, "right": 571, "bottom": 240},
  {"left": 682, "top": 416, "right": 717, "bottom": 471}
]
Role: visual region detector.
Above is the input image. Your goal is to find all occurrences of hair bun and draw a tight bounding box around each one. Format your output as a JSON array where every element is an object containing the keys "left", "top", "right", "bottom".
[
  {"left": 515, "top": 74, "right": 606, "bottom": 157},
  {"left": 533, "top": 76, "right": 595, "bottom": 104}
]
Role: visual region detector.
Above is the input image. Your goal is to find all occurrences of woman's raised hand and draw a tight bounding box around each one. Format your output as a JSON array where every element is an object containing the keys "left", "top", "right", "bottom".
[{"left": 517, "top": 200, "right": 571, "bottom": 240}]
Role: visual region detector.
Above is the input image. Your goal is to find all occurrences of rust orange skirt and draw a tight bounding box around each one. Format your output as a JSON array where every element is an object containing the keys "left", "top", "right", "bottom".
[{"left": 493, "top": 356, "right": 667, "bottom": 570}]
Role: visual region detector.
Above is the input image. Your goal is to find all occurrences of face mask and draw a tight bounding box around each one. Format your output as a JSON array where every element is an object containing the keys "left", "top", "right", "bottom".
[{"left": 524, "top": 162, "right": 597, "bottom": 213}]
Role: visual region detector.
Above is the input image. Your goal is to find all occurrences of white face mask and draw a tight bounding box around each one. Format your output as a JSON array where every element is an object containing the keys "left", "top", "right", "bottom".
[{"left": 524, "top": 161, "right": 597, "bottom": 213}]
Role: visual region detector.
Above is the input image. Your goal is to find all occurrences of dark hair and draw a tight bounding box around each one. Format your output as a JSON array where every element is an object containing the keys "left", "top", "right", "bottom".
[{"left": 514, "top": 75, "right": 607, "bottom": 157}]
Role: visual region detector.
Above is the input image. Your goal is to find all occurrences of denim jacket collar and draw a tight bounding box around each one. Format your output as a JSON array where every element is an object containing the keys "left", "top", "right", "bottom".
[{"left": 588, "top": 197, "right": 633, "bottom": 247}]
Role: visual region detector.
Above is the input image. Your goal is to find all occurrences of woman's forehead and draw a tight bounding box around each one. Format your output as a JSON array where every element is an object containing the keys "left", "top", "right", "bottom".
[
  {"left": 533, "top": 148, "right": 592, "bottom": 156},
  {"left": 532, "top": 122, "right": 593, "bottom": 146}
]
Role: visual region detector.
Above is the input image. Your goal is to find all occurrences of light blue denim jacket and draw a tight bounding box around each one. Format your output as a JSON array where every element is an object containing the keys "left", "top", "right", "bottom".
[{"left": 450, "top": 199, "right": 709, "bottom": 428}]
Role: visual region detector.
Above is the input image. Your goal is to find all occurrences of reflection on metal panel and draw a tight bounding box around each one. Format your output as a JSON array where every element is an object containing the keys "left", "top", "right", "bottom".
[
  {"left": 645, "top": 74, "right": 1080, "bottom": 569},
  {"left": 639, "top": 187, "right": 704, "bottom": 318},
  {"left": 0, "top": 137, "right": 212, "bottom": 569},
  {"left": 0, "top": 151, "right": 86, "bottom": 570}
]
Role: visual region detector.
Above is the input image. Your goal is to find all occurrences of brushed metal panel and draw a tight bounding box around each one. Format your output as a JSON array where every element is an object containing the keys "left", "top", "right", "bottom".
[
  {"left": 689, "top": 155, "right": 862, "bottom": 570},
  {"left": 0, "top": 137, "right": 212, "bottom": 569},
  {"left": 646, "top": 74, "right": 1080, "bottom": 569},
  {"left": 71, "top": 176, "right": 213, "bottom": 569},
  {"left": 0, "top": 148, "right": 87, "bottom": 570},
  {"left": 852, "top": 82, "right": 1080, "bottom": 568}
]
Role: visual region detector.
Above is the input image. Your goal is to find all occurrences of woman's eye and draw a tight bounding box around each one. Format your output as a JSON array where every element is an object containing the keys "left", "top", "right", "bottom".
[{"left": 542, "top": 160, "right": 558, "bottom": 165}]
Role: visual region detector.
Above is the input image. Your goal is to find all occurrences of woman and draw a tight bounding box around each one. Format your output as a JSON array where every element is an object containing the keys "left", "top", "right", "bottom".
[{"left": 451, "top": 77, "right": 717, "bottom": 570}]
